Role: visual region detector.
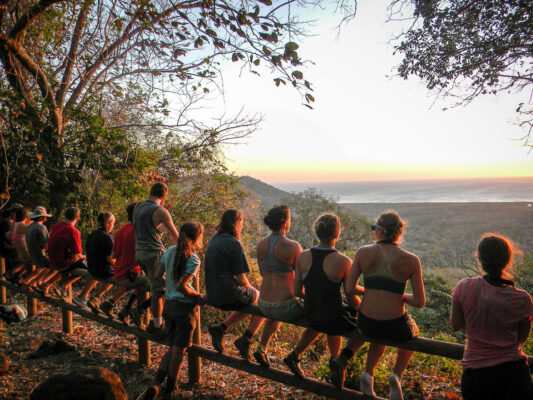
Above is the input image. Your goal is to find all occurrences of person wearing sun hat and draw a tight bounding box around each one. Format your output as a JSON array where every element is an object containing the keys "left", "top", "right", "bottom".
[{"left": 22, "top": 206, "right": 57, "bottom": 295}]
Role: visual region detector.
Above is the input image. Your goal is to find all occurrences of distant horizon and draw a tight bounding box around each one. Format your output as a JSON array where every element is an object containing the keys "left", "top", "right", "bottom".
[{"left": 265, "top": 175, "right": 533, "bottom": 186}]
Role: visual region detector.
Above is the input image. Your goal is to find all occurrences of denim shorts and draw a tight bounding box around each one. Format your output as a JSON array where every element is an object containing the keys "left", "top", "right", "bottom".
[{"left": 258, "top": 297, "right": 304, "bottom": 321}]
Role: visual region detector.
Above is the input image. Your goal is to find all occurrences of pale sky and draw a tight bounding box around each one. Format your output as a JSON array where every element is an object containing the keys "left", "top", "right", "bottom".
[{"left": 193, "top": 0, "right": 533, "bottom": 183}]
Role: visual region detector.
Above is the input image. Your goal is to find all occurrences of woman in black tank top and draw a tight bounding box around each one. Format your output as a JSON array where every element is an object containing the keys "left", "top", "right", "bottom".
[{"left": 283, "top": 213, "right": 365, "bottom": 387}]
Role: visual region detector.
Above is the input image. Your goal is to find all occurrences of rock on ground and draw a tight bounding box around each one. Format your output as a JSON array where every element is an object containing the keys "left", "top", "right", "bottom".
[{"left": 29, "top": 367, "right": 127, "bottom": 400}]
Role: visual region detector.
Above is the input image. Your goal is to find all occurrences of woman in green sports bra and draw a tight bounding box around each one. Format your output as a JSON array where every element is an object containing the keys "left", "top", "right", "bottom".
[{"left": 330, "top": 210, "right": 426, "bottom": 400}]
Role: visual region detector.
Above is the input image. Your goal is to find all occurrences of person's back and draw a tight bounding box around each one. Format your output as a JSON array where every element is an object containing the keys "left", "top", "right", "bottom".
[
  {"left": 86, "top": 228, "right": 113, "bottom": 278},
  {"left": 204, "top": 232, "right": 249, "bottom": 305},
  {"left": 257, "top": 234, "right": 300, "bottom": 302},
  {"left": 357, "top": 243, "right": 419, "bottom": 320},
  {"left": 133, "top": 200, "right": 164, "bottom": 252},
  {"left": 451, "top": 233, "right": 533, "bottom": 400},
  {"left": 25, "top": 221, "right": 49, "bottom": 262},
  {"left": 300, "top": 247, "right": 348, "bottom": 325},
  {"left": 113, "top": 222, "right": 140, "bottom": 282}
]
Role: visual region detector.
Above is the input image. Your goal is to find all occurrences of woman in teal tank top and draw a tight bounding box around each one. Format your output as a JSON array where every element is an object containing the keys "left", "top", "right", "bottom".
[{"left": 331, "top": 210, "right": 426, "bottom": 400}]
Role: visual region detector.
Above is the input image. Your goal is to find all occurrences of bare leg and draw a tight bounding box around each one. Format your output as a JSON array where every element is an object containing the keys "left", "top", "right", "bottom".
[
  {"left": 365, "top": 343, "right": 387, "bottom": 375},
  {"left": 79, "top": 279, "right": 98, "bottom": 299},
  {"left": 167, "top": 346, "right": 187, "bottom": 386},
  {"left": 111, "top": 286, "right": 128, "bottom": 303},
  {"left": 151, "top": 292, "right": 164, "bottom": 320},
  {"left": 247, "top": 315, "right": 265, "bottom": 335},
  {"left": 94, "top": 282, "right": 113, "bottom": 298},
  {"left": 327, "top": 335, "right": 342, "bottom": 358},
  {"left": 293, "top": 328, "right": 320, "bottom": 356},
  {"left": 222, "top": 311, "right": 249, "bottom": 329},
  {"left": 259, "top": 319, "right": 282, "bottom": 348},
  {"left": 393, "top": 349, "right": 414, "bottom": 377}
]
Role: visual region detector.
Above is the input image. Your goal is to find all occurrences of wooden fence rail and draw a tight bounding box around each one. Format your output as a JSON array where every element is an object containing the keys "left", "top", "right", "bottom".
[{"left": 1, "top": 258, "right": 532, "bottom": 400}]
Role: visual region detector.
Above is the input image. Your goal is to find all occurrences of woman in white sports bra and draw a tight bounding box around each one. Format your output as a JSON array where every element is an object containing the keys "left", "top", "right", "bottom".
[{"left": 254, "top": 205, "right": 303, "bottom": 367}]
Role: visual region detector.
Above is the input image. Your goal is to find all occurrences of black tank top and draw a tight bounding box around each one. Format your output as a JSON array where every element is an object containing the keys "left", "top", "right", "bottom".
[{"left": 303, "top": 247, "right": 342, "bottom": 325}]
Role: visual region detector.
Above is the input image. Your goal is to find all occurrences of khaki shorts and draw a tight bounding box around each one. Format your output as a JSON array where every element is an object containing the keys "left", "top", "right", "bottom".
[
  {"left": 117, "top": 274, "right": 150, "bottom": 293},
  {"left": 258, "top": 297, "right": 305, "bottom": 322},
  {"left": 135, "top": 249, "right": 164, "bottom": 296}
]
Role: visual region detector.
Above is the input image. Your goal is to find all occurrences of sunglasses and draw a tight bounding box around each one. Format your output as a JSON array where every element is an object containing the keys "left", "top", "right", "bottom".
[{"left": 370, "top": 224, "right": 384, "bottom": 231}]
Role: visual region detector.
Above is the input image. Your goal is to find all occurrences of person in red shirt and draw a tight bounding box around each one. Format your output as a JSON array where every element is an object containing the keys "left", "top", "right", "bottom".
[
  {"left": 99, "top": 203, "right": 149, "bottom": 323},
  {"left": 42, "top": 207, "right": 86, "bottom": 299}
]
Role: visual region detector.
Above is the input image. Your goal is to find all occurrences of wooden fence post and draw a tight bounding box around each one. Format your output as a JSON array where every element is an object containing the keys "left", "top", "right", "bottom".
[
  {"left": 0, "top": 258, "right": 6, "bottom": 304},
  {"left": 62, "top": 284, "right": 73, "bottom": 333},
  {"left": 27, "top": 265, "right": 37, "bottom": 316},
  {"left": 188, "top": 274, "right": 202, "bottom": 385},
  {"left": 138, "top": 290, "right": 151, "bottom": 366}
]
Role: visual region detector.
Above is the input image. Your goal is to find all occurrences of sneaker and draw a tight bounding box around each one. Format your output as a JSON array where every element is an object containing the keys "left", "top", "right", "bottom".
[
  {"left": 147, "top": 321, "right": 167, "bottom": 339},
  {"left": 100, "top": 300, "right": 115, "bottom": 318},
  {"left": 118, "top": 308, "right": 130, "bottom": 324},
  {"left": 329, "top": 354, "right": 349, "bottom": 389},
  {"left": 234, "top": 336, "right": 252, "bottom": 361},
  {"left": 135, "top": 385, "right": 160, "bottom": 400},
  {"left": 360, "top": 372, "right": 376, "bottom": 397},
  {"left": 388, "top": 373, "right": 403, "bottom": 400},
  {"left": 129, "top": 308, "right": 143, "bottom": 328},
  {"left": 208, "top": 324, "right": 225, "bottom": 353},
  {"left": 283, "top": 351, "right": 304, "bottom": 378},
  {"left": 87, "top": 297, "right": 101, "bottom": 314},
  {"left": 73, "top": 296, "right": 89, "bottom": 309},
  {"left": 253, "top": 349, "right": 271, "bottom": 367}
]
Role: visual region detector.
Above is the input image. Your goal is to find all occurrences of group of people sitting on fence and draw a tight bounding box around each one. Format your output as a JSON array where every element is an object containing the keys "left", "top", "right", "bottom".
[{"left": 1, "top": 181, "right": 532, "bottom": 400}]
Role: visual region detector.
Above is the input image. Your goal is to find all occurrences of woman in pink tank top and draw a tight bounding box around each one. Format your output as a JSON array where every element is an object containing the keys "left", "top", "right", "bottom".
[{"left": 451, "top": 233, "right": 533, "bottom": 400}]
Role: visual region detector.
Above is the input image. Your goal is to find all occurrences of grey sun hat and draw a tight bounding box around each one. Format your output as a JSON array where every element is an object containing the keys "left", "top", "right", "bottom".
[
  {"left": 7, "top": 203, "right": 23, "bottom": 211},
  {"left": 28, "top": 206, "right": 52, "bottom": 219}
]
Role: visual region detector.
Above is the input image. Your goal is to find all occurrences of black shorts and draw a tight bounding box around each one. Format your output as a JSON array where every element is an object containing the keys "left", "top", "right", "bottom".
[
  {"left": 309, "top": 307, "right": 358, "bottom": 336},
  {"left": 60, "top": 259, "right": 87, "bottom": 277},
  {"left": 211, "top": 286, "right": 258, "bottom": 311},
  {"left": 88, "top": 264, "right": 113, "bottom": 280},
  {"left": 162, "top": 299, "right": 197, "bottom": 348},
  {"left": 461, "top": 359, "right": 533, "bottom": 400},
  {"left": 358, "top": 312, "right": 418, "bottom": 342}
]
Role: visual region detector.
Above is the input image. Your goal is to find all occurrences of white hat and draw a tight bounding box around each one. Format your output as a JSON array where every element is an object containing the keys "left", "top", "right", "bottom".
[{"left": 28, "top": 206, "right": 52, "bottom": 219}]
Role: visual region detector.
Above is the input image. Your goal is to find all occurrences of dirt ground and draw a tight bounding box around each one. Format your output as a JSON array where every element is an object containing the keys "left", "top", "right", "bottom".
[{"left": 0, "top": 291, "right": 460, "bottom": 400}]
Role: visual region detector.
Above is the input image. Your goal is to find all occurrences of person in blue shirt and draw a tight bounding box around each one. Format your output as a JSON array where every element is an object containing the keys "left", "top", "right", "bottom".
[{"left": 142, "top": 222, "right": 206, "bottom": 399}]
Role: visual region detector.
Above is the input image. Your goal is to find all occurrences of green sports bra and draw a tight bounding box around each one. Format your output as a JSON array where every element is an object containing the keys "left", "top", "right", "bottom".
[{"left": 363, "top": 244, "right": 407, "bottom": 295}]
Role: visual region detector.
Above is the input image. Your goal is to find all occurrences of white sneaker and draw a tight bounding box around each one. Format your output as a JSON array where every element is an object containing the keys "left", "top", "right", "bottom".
[
  {"left": 73, "top": 296, "right": 89, "bottom": 309},
  {"left": 360, "top": 371, "right": 376, "bottom": 397},
  {"left": 388, "top": 373, "right": 403, "bottom": 400}
]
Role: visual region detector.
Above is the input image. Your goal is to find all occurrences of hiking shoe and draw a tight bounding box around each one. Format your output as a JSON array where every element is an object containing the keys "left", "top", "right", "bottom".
[
  {"left": 253, "top": 349, "right": 271, "bottom": 367},
  {"left": 234, "top": 336, "right": 252, "bottom": 361},
  {"left": 100, "top": 300, "right": 115, "bottom": 318},
  {"left": 53, "top": 286, "right": 69, "bottom": 301},
  {"left": 329, "top": 354, "right": 349, "bottom": 389},
  {"left": 135, "top": 385, "right": 160, "bottom": 400},
  {"left": 118, "top": 308, "right": 130, "bottom": 324},
  {"left": 147, "top": 321, "right": 167, "bottom": 339},
  {"left": 129, "top": 308, "right": 144, "bottom": 328},
  {"left": 87, "top": 297, "right": 101, "bottom": 314},
  {"left": 73, "top": 296, "right": 89, "bottom": 309},
  {"left": 208, "top": 324, "right": 225, "bottom": 353},
  {"left": 283, "top": 351, "right": 304, "bottom": 378}
]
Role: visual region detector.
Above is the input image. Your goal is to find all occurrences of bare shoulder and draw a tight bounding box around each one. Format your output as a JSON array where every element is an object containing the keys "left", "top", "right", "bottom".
[
  {"left": 335, "top": 251, "right": 353, "bottom": 267},
  {"left": 355, "top": 244, "right": 376, "bottom": 258},
  {"left": 283, "top": 237, "right": 302, "bottom": 252},
  {"left": 297, "top": 249, "right": 312, "bottom": 262},
  {"left": 398, "top": 248, "right": 421, "bottom": 267}
]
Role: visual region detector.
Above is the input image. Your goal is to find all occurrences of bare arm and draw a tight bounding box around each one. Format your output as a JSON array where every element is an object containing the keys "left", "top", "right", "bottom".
[
  {"left": 403, "top": 257, "right": 425, "bottom": 308},
  {"left": 235, "top": 273, "right": 252, "bottom": 289},
  {"left": 155, "top": 207, "right": 179, "bottom": 243},
  {"left": 345, "top": 249, "right": 365, "bottom": 300},
  {"left": 293, "top": 254, "right": 304, "bottom": 297},
  {"left": 450, "top": 297, "right": 465, "bottom": 331},
  {"left": 518, "top": 317, "right": 532, "bottom": 344},
  {"left": 176, "top": 274, "right": 207, "bottom": 305}
]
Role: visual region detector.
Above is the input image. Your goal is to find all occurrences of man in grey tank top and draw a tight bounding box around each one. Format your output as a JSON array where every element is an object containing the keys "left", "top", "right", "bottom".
[{"left": 133, "top": 182, "right": 179, "bottom": 335}]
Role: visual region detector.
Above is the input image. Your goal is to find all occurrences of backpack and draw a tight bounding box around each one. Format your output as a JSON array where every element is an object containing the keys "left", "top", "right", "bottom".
[{"left": 0, "top": 302, "right": 28, "bottom": 322}]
